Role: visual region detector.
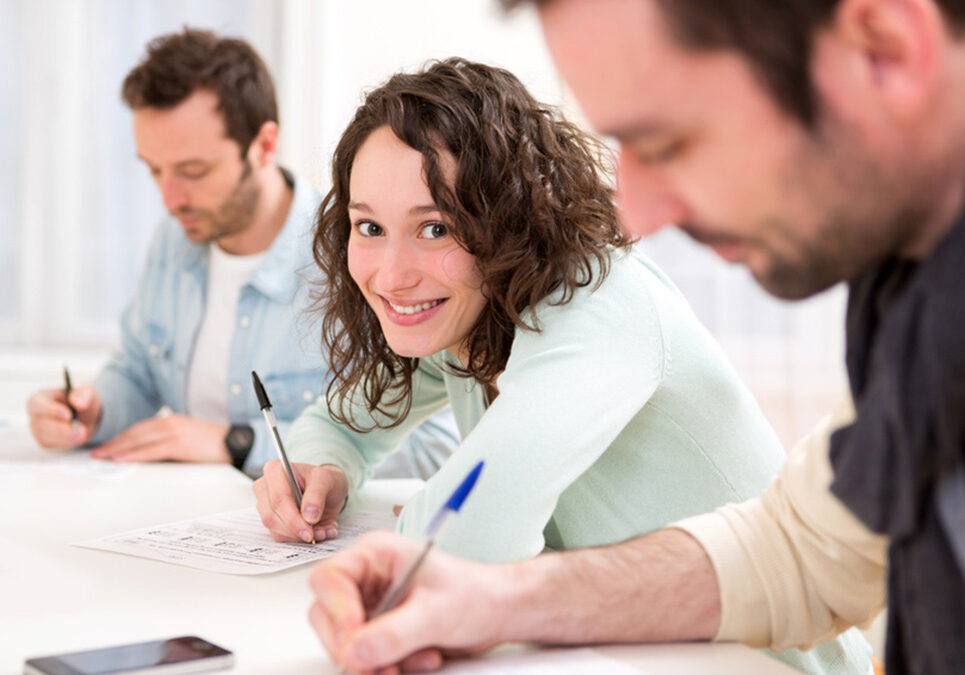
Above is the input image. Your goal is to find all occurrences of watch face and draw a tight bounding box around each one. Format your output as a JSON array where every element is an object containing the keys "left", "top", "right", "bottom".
[{"left": 227, "top": 425, "right": 254, "bottom": 451}]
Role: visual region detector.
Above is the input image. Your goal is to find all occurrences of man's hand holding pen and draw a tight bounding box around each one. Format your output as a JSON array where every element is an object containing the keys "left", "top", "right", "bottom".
[
  {"left": 253, "top": 460, "right": 349, "bottom": 544},
  {"left": 307, "top": 530, "right": 506, "bottom": 673},
  {"left": 26, "top": 384, "right": 101, "bottom": 449}
]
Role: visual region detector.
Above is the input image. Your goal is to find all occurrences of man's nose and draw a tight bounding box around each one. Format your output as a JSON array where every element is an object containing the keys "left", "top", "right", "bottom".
[
  {"left": 616, "top": 148, "right": 688, "bottom": 238},
  {"left": 158, "top": 175, "right": 190, "bottom": 212}
]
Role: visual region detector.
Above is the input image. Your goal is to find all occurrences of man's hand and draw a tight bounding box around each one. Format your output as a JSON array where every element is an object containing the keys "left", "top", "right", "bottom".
[
  {"left": 90, "top": 414, "right": 230, "bottom": 464},
  {"left": 253, "top": 461, "right": 349, "bottom": 544},
  {"left": 308, "top": 531, "right": 507, "bottom": 672},
  {"left": 27, "top": 386, "right": 102, "bottom": 449},
  {"left": 307, "top": 528, "right": 722, "bottom": 672}
]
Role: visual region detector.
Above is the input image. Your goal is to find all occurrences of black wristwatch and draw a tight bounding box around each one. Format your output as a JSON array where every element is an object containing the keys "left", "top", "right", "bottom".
[{"left": 225, "top": 424, "right": 255, "bottom": 471}]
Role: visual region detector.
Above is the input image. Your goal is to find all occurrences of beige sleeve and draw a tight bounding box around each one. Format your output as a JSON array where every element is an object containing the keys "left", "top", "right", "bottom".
[{"left": 674, "top": 397, "right": 888, "bottom": 651}]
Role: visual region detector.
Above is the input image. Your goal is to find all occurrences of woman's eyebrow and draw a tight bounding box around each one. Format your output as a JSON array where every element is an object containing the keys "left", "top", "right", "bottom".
[{"left": 409, "top": 204, "right": 441, "bottom": 215}]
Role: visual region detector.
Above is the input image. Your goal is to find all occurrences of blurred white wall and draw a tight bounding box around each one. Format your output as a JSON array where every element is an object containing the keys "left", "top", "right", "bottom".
[{"left": 0, "top": 0, "right": 848, "bottom": 447}]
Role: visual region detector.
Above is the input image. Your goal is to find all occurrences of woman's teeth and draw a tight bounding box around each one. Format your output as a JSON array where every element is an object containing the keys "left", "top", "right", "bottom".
[{"left": 388, "top": 299, "right": 444, "bottom": 315}]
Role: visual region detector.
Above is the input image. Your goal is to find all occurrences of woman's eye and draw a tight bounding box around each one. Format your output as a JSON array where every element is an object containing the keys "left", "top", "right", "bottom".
[
  {"left": 356, "top": 221, "right": 383, "bottom": 237},
  {"left": 420, "top": 222, "right": 449, "bottom": 239}
]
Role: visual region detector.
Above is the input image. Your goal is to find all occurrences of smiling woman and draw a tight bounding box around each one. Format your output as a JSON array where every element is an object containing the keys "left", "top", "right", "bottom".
[
  {"left": 250, "top": 59, "right": 867, "bottom": 673},
  {"left": 345, "top": 127, "right": 488, "bottom": 363}
]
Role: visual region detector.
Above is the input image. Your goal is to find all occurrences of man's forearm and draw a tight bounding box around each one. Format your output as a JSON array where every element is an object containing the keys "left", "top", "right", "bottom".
[{"left": 500, "top": 528, "right": 721, "bottom": 645}]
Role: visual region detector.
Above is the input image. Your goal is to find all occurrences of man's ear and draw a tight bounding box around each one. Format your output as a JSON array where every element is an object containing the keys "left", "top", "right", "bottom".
[
  {"left": 246, "top": 120, "right": 279, "bottom": 167},
  {"left": 823, "top": 0, "right": 944, "bottom": 122}
]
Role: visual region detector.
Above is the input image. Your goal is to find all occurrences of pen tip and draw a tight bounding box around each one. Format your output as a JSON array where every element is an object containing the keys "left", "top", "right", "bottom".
[{"left": 251, "top": 371, "right": 271, "bottom": 410}]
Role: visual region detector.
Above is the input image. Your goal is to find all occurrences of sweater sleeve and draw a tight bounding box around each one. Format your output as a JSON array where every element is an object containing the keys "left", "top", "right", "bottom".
[
  {"left": 285, "top": 358, "right": 451, "bottom": 497},
  {"left": 674, "top": 397, "right": 888, "bottom": 651},
  {"left": 397, "top": 263, "right": 667, "bottom": 563}
]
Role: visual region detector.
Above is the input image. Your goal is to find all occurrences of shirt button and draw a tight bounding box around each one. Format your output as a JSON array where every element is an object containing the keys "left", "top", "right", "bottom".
[
  {"left": 231, "top": 384, "right": 242, "bottom": 396},
  {"left": 239, "top": 316, "right": 251, "bottom": 328},
  {"left": 303, "top": 390, "right": 314, "bottom": 402},
  {"left": 148, "top": 344, "right": 159, "bottom": 357}
]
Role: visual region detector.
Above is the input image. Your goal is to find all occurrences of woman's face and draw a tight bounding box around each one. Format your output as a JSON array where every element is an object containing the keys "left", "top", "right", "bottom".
[{"left": 347, "top": 126, "right": 487, "bottom": 364}]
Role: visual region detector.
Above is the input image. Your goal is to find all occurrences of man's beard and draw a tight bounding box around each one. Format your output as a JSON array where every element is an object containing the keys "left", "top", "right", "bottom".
[
  {"left": 683, "top": 111, "right": 924, "bottom": 301},
  {"left": 173, "top": 160, "right": 261, "bottom": 242}
]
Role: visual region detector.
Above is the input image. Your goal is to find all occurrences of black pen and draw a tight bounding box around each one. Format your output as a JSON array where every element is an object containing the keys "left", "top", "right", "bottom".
[
  {"left": 251, "top": 370, "right": 315, "bottom": 545},
  {"left": 63, "top": 365, "right": 78, "bottom": 422}
]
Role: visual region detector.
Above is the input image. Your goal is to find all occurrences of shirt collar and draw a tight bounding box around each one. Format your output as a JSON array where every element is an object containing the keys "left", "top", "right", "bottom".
[
  {"left": 171, "top": 168, "right": 322, "bottom": 302},
  {"left": 248, "top": 169, "right": 321, "bottom": 302}
]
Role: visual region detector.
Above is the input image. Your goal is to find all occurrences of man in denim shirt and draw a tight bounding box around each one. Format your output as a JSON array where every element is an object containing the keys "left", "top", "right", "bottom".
[{"left": 26, "top": 28, "right": 458, "bottom": 481}]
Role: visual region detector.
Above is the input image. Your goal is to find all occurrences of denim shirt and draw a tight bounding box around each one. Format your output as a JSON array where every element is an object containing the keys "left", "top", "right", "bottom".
[
  {"left": 91, "top": 171, "right": 459, "bottom": 478},
  {"left": 90, "top": 171, "right": 325, "bottom": 476}
]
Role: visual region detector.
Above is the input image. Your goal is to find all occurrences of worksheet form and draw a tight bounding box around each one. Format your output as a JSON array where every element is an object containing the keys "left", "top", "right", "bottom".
[
  {"left": 75, "top": 507, "right": 396, "bottom": 575},
  {"left": 0, "top": 427, "right": 133, "bottom": 477}
]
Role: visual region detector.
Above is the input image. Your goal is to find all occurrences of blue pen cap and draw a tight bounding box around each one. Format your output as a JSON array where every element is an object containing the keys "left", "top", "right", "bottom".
[{"left": 444, "top": 460, "right": 484, "bottom": 512}]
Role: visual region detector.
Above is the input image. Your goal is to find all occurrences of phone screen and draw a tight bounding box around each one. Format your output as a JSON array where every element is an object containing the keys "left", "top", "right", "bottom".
[{"left": 24, "top": 636, "right": 233, "bottom": 675}]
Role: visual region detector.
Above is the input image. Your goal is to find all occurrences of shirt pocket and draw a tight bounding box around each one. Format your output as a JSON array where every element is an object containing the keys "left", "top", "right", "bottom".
[
  {"left": 142, "top": 321, "right": 179, "bottom": 404},
  {"left": 261, "top": 370, "right": 326, "bottom": 422}
]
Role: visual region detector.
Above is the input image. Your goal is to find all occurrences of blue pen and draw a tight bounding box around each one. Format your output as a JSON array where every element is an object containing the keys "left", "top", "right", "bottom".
[{"left": 368, "top": 460, "right": 484, "bottom": 619}]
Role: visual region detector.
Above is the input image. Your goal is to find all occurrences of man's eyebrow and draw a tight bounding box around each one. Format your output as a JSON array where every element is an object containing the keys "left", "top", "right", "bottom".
[
  {"left": 597, "top": 121, "right": 669, "bottom": 143},
  {"left": 134, "top": 155, "right": 212, "bottom": 168}
]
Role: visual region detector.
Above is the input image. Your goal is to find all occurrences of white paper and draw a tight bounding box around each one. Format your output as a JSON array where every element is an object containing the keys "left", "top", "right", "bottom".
[
  {"left": 0, "top": 411, "right": 26, "bottom": 428},
  {"left": 74, "top": 507, "right": 396, "bottom": 575},
  {"left": 0, "top": 427, "right": 133, "bottom": 477},
  {"left": 442, "top": 647, "right": 644, "bottom": 673}
]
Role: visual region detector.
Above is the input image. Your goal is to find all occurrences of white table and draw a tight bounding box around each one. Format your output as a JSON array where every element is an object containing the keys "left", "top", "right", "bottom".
[{"left": 0, "top": 428, "right": 794, "bottom": 674}]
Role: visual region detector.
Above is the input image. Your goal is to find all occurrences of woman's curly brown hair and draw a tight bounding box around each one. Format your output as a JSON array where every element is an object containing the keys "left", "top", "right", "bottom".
[{"left": 314, "top": 57, "right": 630, "bottom": 431}]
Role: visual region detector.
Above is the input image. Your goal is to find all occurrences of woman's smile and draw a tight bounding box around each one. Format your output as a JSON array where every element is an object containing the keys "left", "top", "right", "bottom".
[{"left": 380, "top": 296, "right": 448, "bottom": 324}]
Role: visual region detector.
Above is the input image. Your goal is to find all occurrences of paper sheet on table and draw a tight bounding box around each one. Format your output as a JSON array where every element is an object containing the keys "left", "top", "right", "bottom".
[
  {"left": 74, "top": 507, "right": 396, "bottom": 575},
  {"left": 442, "top": 647, "right": 644, "bottom": 673},
  {"left": 0, "top": 427, "right": 133, "bottom": 477}
]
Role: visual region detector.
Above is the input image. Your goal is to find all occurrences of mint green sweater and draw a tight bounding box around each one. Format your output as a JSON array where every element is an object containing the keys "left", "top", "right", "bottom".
[
  {"left": 288, "top": 246, "right": 870, "bottom": 675},
  {"left": 291, "top": 247, "right": 786, "bottom": 557}
]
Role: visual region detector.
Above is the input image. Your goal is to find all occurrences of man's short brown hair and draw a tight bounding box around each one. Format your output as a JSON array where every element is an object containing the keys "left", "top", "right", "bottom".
[
  {"left": 504, "top": 0, "right": 965, "bottom": 126},
  {"left": 121, "top": 27, "right": 278, "bottom": 155}
]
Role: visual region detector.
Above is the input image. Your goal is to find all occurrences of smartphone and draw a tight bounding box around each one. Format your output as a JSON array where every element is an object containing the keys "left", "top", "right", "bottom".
[{"left": 23, "top": 636, "right": 233, "bottom": 675}]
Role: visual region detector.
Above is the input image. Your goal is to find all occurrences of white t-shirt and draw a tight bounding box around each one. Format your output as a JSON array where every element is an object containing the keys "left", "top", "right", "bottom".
[{"left": 187, "top": 244, "right": 267, "bottom": 423}]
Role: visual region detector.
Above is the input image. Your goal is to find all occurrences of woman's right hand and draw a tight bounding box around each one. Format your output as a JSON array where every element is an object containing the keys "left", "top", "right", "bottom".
[{"left": 253, "top": 461, "right": 349, "bottom": 543}]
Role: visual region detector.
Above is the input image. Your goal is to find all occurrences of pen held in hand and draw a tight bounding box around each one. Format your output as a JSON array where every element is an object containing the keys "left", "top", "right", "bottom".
[
  {"left": 251, "top": 370, "right": 315, "bottom": 545},
  {"left": 368, "top": 460, "right": 484, "bottom": 619},
  {"left": 63, "top": 365, "right": 78, "bottom": 422}
]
